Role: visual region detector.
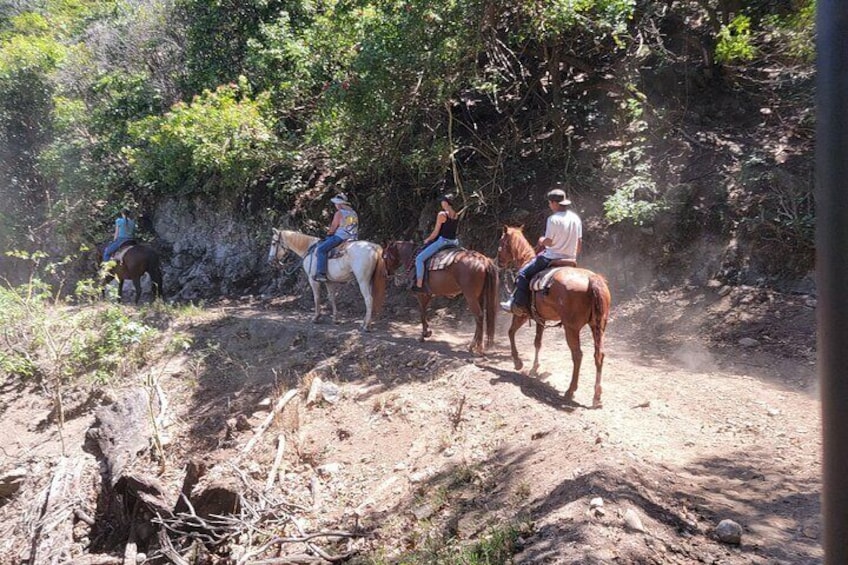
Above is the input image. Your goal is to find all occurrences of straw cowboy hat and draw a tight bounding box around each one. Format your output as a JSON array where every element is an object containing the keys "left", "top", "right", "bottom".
[
  {"left": 330, "top": 193, "right": 349, "bottom": 205},
  {"left": 546, "top": 188, "right": 572, "bottom": 206}
]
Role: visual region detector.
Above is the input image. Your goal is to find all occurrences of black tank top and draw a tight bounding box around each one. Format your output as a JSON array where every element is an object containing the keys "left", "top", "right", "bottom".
[{"left": 438, "top": 215, "right": 459, "bottom": 239}]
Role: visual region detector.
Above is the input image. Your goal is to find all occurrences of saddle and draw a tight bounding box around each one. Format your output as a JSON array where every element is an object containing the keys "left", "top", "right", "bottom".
[
  {"left": 328, "top": 240, "right": 352, "bottom": 259},
  {"left": 112, "top": 240, "right": 138, "bottom": 263},
  {"left": 529, "top": 263, "right": 579, "bottom": 292},
  {"left": 425, "top": 246, "right": 465, "bottom": 271}
]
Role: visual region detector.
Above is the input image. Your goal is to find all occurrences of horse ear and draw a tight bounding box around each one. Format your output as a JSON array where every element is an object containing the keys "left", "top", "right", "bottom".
[{"left": 518, "top": 224, "right": 524, "bottom": 231}]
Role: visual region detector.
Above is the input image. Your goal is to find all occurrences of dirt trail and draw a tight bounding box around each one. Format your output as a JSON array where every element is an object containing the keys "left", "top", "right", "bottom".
[{"left": 0, "top": 289, "right": 821, "bottom": 563}]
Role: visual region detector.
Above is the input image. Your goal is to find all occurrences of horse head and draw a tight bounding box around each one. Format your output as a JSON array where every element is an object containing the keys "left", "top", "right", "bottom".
[
  {"left": 382, "top": 241, "right": 416, "bottom": 286},
  {"left": 497, "top": 225, "right": 530, "bottom": 269},
  {"left": 268, "top": 228, "right": 289, "bottom": 268}
]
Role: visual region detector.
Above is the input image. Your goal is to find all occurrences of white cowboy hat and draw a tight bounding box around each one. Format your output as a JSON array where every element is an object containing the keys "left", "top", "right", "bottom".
[{"left": 330, "top": 193, "right": 349, "bottom": 205}]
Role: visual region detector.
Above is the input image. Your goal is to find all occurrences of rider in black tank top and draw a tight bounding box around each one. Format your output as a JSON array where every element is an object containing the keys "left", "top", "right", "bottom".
[
  {"left": 411, "top": 194, "right": 461, "bottom": 292},
  {"left": 438, "top": 216, "right": 458, "bottom": 240}
]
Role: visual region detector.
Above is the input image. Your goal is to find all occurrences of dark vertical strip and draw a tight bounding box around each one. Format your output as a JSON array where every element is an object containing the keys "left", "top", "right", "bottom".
[{"left": 817, "top": 2, "right": 848, "bottom": 563}]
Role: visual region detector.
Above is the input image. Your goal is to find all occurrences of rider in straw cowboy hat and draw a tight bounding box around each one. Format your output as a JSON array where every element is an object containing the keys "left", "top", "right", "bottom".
[
  {"left": 500, "top": 187, "right": 582, "bottom": 316},
  {"left": 314, "top": 193, "right": 359, "bottom": 282}
]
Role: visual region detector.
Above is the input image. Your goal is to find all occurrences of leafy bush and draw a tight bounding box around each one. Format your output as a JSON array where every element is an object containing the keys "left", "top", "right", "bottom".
[
  {"left": 715, "top": 15, "right": 756, "bottom": 63},
  {"left": 0, "top": 251, "right": 159, "bottom": 386},
  {"left": 126, "top": 78, "right": 287, "bottom": 198}
]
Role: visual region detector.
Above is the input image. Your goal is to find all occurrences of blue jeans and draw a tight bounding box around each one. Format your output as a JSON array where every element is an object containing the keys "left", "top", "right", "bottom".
[
  {"left": 103, "top": 237, "right": 131, "bottom": 261},
  {"left": 315, "top": 235, "right": 344, "bottom": 276},
  {"left": 512, "top": 255, "right": 552, "bottom": 308},
  {"left": 415, "top": 237, "right": 459, "bottom": 282}
]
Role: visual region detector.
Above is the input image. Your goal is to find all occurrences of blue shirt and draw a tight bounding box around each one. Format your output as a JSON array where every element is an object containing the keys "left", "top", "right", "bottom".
[{"left": 116, "top": 217, "right": 136, "bottom": 239}]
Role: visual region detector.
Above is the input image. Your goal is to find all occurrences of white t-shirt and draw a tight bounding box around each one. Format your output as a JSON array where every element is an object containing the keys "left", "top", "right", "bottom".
[{"left": 543, "top": 210, "right": 582, "bottom": 261}]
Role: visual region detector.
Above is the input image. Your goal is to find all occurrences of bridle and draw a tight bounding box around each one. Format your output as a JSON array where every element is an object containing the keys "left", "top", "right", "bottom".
[
  {"left": 269, "top": 232, "right": 304, "bottom": 276},
  {"left": 383, "top": 242, "right": 417, "bottom": 287}
]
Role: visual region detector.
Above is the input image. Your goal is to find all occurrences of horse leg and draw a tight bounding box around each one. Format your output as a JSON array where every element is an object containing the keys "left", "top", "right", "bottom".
[
  {"left": 530, "top": 322, "right": 545, "bottom": 376},
  {"left": 132, "top": 277, "right": 142, "bottom": 305},
  {"left": 101, "top": 273, "right": 115, "bottom": 300},
  {"left": 507, "top": 314, "right": 529, "bottom": 371},
  {"left": 116, "top": 277, "right": 125, "bottom": 303},
  {"left": 461, "top": 289, "right": 485, "bottom": 354},
  {"left": 563, "top": 325, "right": 584, "bottom": 402},
  {"left": 308, "top": 278, "right": 322, "bottom": 323},
  {"left": 327, "top": 283, "right": 341, "bottom": 324},
  {"left": 590, "top": 322, "right": 606, "bottom": 409},
  {"left": 355, "top": 274, "right": 374, "bottom": 332},
  {"left": 417, "top": 294, "right": 433, "bottom": 340}
]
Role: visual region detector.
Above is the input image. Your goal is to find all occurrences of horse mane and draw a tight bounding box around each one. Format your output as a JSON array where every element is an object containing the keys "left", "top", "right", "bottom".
[
  {"left": 280, "top": 229, "right": 319, "bottom": 253},
  {"left": 506, "top": 227, "right": 535, "bottom": 264}
]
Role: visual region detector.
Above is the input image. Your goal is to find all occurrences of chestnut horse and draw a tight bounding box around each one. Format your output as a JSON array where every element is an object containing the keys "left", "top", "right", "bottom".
[
  {"left": 497, "top": 226, "right": 611, "bottom": 407},
  {"left": 99, "top": 243, "right": 164, "bottom": 304},
  {"left": 383, "top": 242, "right": 498, "bottom": 353}
]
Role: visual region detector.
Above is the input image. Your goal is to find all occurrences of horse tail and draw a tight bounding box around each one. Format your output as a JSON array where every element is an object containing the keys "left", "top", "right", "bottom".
[
  {"left": 146, "top": 248, "right": 165, "bottom": 300},
  {"left": 483, "top": 258, "right": 499, "bottom": 349},
  {"left": 371, "top": 249, "right": 388, "bottom": 317},
  {"left": 588, "top": 274, "right": 611, "bottom": 334}
]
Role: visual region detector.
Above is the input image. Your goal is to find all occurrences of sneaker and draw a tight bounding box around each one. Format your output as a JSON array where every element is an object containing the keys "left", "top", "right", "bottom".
[
  {"left": 314, "top": 273, "right": 328, "bottom": 282},
  {"left": 501, "top": 299, "right": 529, "bottom": 316}
]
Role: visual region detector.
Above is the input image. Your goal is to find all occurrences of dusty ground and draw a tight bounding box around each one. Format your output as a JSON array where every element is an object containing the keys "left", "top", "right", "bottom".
[{"left": 0, "top": 281, "right": 820, "bottom": 564}]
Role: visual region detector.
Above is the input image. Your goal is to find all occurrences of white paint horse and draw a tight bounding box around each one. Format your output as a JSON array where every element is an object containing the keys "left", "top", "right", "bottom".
[{"left": 268, "top": 229, "right": 387, "bottom": 330}]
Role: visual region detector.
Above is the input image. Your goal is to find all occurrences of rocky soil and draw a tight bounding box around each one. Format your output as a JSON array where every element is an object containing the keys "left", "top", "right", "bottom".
[{"left": 0, "top": 280, "right": 820, "bottom": 564}]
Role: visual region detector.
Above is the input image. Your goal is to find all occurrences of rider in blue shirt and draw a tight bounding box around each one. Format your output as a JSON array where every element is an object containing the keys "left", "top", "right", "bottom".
[{"left": 103, "top": 209, "right": 136, "bottom": 262}]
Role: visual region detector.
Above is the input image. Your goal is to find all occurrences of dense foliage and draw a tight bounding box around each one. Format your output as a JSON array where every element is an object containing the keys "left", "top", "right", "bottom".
[{"left": 0, "top": 0, "right": 816, "bottom": 282}]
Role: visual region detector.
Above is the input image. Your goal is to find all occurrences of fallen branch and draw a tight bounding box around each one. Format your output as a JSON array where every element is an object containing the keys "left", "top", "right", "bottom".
[
  {"left": 265, "top": 435, "right": 286, "bottom": 492},
  {"left": 241, "top": 390, "right": 299, "bottom": 458}
]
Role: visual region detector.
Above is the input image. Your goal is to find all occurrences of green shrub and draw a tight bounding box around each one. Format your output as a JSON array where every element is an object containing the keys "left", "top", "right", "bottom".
[
  {"left": 715, "top": 15, "right": 756, "bottom": 64},
  {"left": 126, "top": 78, "right": 287, "bottom": 198}
]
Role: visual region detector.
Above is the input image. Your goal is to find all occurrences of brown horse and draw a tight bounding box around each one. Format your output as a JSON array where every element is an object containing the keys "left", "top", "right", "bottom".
[
  {"left": 99, "top": 243, "right": 164, "bottom": 304},
  {"left": 383, "top": 242, "right": 498, "bottom": 353},
  {"left": 497, "top": 226, "right": 611, "bottom": 407}
]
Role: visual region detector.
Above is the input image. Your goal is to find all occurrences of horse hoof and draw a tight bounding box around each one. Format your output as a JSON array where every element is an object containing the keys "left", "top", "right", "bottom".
[
  {"left": 423, "top": 330, "right": 432, "bottom": 338},
  {"left": 418, "top": 335, "right": 427, "bottom": 342},
  {"left": 514, "top": 360, "right": 523, "bottom": 371}
]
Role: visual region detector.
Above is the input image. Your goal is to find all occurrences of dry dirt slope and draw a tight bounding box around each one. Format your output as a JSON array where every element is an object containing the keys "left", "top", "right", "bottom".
[{"left": 0, "top": 286, "right": 820, "bottom": 564}]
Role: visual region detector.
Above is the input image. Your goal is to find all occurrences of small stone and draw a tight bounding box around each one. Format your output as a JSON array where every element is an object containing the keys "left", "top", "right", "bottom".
[
  {"left": 235, "top": 414, "right": 251, "bottom": 431},
  {"left": 623, "top": 508, "right": 645, "bottom": 532},
  {"left": 590, "top": 497, "right": 604, "bottom": 509},
  {"left": 738, "top": 338, "right": 759, "bottom": 348},
  {"left": 317, "top": 463, "right": 341, "bottom": 476},
  {"left": 715, "top": 519, "right": 743, "bottom": 544},
  {"left": 411, "top": 502, "right": 436, "bottom": 520}
]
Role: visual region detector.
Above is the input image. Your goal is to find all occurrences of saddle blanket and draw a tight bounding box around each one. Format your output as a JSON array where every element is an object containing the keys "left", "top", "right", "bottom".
[
  {"left": 427, "top": 247, "right": 466, "bottom": 271},
  {"left": 328, "top": 241, "right": 351, "bottom": 259},
  {"left": 112, "top": 242, "right": 137, "bottom": 263},
  {"left": 530, "top": 266, "right": 587, "bottom": 292}
]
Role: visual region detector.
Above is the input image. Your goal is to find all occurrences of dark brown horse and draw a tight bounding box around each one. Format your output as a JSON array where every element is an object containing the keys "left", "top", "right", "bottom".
[
  {"left": 99, "top": 243, "right": 164, "bottom": 304},
  {"left": 383, "top": 242, "right": 498, "bottom": 353},
  {"left": 497, "top": 226, "right": 611, "bottom": 407}
]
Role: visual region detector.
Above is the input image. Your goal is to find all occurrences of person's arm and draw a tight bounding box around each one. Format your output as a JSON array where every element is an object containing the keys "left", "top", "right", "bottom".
[
  {"left": 576, "top": 239, "right": 582, "bottom": 257},
  {"left": 327, "top": 211, "right": 342, "bottom": 235},
  {"left": 113, "top": 222, "right": 120, "bottom": 241},
  {"left": 423, "top": 212, "right": 446, "bottom": 245},
  {"left": 537, "top": 216, "right": 554, "bottom": 249}
]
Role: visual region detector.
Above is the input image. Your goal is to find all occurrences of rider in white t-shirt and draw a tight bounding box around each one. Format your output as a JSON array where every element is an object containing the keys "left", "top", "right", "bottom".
[{"left": 501, "top": 188, "right": 582, "bottom": 315}]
